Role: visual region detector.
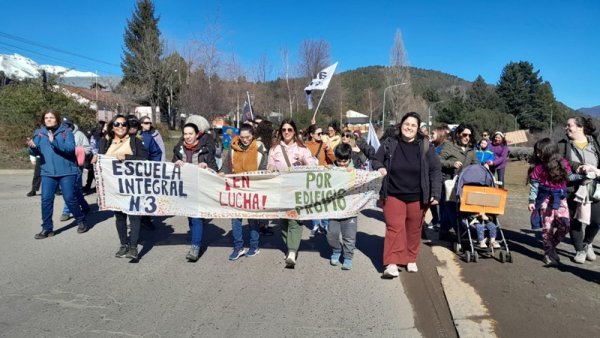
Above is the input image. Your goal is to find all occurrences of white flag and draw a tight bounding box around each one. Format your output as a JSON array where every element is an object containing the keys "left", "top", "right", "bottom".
[
  {"left": 367, "top": 122, "right": 380, "bottom": 152},
  {"left": 304, "top": 62, "right": 338, "bottom": 91}
]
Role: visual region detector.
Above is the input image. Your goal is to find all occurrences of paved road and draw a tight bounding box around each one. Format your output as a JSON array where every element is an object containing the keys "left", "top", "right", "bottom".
[{"left": 0, "top": 172, "right": 426, "bottom": 337}]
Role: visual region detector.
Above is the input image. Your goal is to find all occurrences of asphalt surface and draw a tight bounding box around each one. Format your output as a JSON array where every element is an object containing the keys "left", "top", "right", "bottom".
[{"left": 0, "top": 171, "right": 435, "bottom": 337}]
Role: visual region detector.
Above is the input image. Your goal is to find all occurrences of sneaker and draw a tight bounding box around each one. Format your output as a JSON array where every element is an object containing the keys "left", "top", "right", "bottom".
[
  {"left": 26, "top": 191, "right": 36, "bottom": 197},
  {"left": 479, "top": 240, "right": 488, "bottom": 248},
  {"left": 585, "top": 244, "right": 597, "bottom": 261},
  {"left": 115, "top": 245, "right": 129, "bottom": 258},
  {"left": 383, "top": 264, "right": 399, "bottom": 278},
  {"left": 229, "top": 248, "right": 246, "bottom": 261},
  {"left": 285, "top": 251, "right": 296, "bottom": 268},
  {"left": 34, "top": 230, "right": 54, "bottom": 239},
  {"left": 426, "top": 222, "right": 434, "bottom": 230},
  {"left": 490, "top": 240, "right": 501, "bottom": 249},
  {"left": 543, "top": 254, "right": 559, "bottom": 266},
  {"left": 330, "top": 252, "right": 341, "bottom": 266},
  {"left": 574, "top": 250, "right": 587, "bottom": 264},
  {"left": 76, "top": 222, "right": 88, "bottom": 234},
  {"left": 60, "top": 213, "right": 72, "bottom": 222},
  {"left": 342, "top": 259, "right": 353, "bottom": 270},
  {"left": 125, "top": 247, "right": 139, "bottom": 259},
  {"left": 246, "top": 247, "right": 260, "bottom": 257},
  {"left": 186, "top": 245, "right": 200, "bottom": 262},
  {"left": 548, "top": 248, "right": 560, "bottom": 263},
  {"left": 407, "top": 262, "right": 418, "bottom": 273}
]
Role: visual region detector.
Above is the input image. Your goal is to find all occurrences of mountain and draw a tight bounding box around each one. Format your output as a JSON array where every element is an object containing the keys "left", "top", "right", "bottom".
[
  {"left": 578, "top": 105, "right": 600, "bottom": 117},
  {"left": 0, "top": 53, "right": 97, "bottom": 79}
]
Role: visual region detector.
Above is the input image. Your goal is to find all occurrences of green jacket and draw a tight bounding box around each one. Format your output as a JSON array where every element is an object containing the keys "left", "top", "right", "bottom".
[{"left": 439, "top": 141, "right": 478, "bottom": 180}]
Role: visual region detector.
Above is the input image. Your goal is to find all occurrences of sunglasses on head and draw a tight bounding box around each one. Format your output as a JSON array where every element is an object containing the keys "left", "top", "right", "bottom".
[
  {"left": 112, "top": 121, "right": 128, "bottom": 128},
  {"left": 282, "top": 127, "right": 294, "bottom": 133}
]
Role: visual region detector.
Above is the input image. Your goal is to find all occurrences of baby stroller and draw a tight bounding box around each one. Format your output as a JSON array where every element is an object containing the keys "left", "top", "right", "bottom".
[{"left": 452, "top": 164, "right": 512, "bottom": 263}]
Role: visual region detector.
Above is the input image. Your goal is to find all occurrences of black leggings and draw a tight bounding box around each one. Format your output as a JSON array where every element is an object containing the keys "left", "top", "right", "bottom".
[{"left": 568, "top": 199, "right": 600, "bottom": 251}]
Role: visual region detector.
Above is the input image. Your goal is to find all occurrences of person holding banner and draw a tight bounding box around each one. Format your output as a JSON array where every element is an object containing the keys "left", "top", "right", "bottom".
[
  {"left": 372, "top": 112, "right": 441, "bottom": 277},
  {"left": 267, "top": 119, "right": 316, "bottom": 268},
  {"left": 96, "top": 115, "right": 149, "bottom": 259},
  {"left": 305, "top": 124, "right": 336, "bottom": 235},
  {"left": 221, "top": 124, "right": 268, "bottom": 260},
  {"left": 173, "top": 122, "right": 219, "bottom": 262},
  {"left": 27, "top": 110, "right": 88, "bottom": 239}
]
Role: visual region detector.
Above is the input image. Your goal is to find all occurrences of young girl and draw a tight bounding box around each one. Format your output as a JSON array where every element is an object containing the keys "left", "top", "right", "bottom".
[
  {"left": 528, "top": 138, "right": 577, "bottom": 266},
  {"left": 475, "top": 139, "right": 495, "bottom": 167}
]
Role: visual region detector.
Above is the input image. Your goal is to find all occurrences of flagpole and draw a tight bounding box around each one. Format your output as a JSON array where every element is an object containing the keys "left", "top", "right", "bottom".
[
  {"left": 246, "top": 91, "right": 254, "bottom": 121},
  {"left": 312, "top": 87, "right": 329, "bottom": 120}
]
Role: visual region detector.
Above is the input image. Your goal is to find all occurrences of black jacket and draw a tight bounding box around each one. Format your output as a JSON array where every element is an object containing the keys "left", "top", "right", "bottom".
[
  {"left": 171, "top": 134, "right": 218, "bottom": 172},
  {"left": 97, "top": 135, "right": 149, "bottom": 160},
  {"left": 371, "top": 136, "right": 442, "bottom": 204}
]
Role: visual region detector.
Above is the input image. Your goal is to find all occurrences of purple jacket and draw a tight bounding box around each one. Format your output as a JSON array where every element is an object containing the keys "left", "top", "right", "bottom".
[{"left": 492, "top": 143, "right": 509, "bottom": 170}]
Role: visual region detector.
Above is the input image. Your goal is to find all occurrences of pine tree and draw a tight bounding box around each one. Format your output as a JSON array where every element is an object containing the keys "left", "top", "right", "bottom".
[
  {"left": 465, "top": 75, "right": 491, "bottom": 110},
  {"left": 121, "top": 0, "right": 163, "bottom": 122}
]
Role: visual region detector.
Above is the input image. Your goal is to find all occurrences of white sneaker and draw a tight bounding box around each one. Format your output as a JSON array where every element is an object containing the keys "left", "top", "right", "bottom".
[
  {"left": 285, "top": 251, "right": 296, "bottom": 268},
  {"left": 490, "top": 240, "right": 501, "bottom": 249},
  {"left": 383, "top": 264, "right": 400, "bottom": 278},
  {"left": 407, "top": 262, "right": 418, "bottom": 273},
  {"left": 479, "top": 240, "right": 488, "bottom": 248},
  {"left": 574, "top": 250, "right": 587, "bottom": 264},
  {"left": 585, "top": 244, "right": 597, "bottom": 261}
]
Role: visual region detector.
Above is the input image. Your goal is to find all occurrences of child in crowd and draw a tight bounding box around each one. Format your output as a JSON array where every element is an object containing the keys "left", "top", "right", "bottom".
[
  {"left": 326, "top": 143, "right": 358, "bottom": 270},
  {"left": 468, "top": 212, "right": 500, "bottom": 249},
  {"left": 475, "top": 139, "right": 495, "bottom": 167},
  {"left": 528, "top": 138, "right": 579, "bottom": 266}
]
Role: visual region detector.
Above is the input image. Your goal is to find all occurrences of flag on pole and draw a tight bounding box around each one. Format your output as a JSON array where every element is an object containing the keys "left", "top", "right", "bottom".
[
  {"left": 242, "top": 100, "right": 252, "bottom": 123},
  {"left": 367, "top": 122, "right": 380, "bottom": 152},
  {"left": 304, "top": 62, "right": 338, "bottom": 109}
]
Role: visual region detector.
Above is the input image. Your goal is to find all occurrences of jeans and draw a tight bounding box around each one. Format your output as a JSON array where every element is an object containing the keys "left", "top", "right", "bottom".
[
  {"left": 311, "top": 219, "right": 329, "bottom": 230},
  {"left": 189, "top": 217, "right": 204, "bottom": 247},
  {"left": 475, "top": 221, "right": 497, "bottom": 241},
  {"left": 115, "top": 212, "right": 141, "bottom": 247},
  {"left": 232, "top": 218, "right": 259, "bottom": 250},
  {"left": 62, "top": 167, "right": 90, "bottom": 215},
  {"left": 41, "top": 175, "right": 84, "bottom": 231},
  {"left": 326, "top": 217, "right": 358, "bottom": 259},
  {"left": 491, "top": 167, "right": 506, "bottom": 187},
  {"left": 440, "top": 201, "right": 457, "bottom": 234}
]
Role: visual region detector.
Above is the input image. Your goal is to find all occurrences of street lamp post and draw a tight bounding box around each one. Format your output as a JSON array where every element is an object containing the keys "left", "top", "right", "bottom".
[
  {"left": 427, "top": 100, "right": 445, "bottom": 134},
  {"left": 382, "top": 82, "right": 407, "bottom": 127}
]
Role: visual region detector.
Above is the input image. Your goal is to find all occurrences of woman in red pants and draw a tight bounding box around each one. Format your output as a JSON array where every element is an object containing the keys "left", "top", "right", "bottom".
[{"left": 372, "top": 112, "right": 442, "bottom": 277}]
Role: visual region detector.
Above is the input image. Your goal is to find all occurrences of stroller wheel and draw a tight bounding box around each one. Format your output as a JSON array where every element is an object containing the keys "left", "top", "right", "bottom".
[
  {"left": 473, "top": 251, "right": 479, "bottom": 263},
  {"left": 507, "top": 253, "right": 513, "bottom": 263},
  {"left": 499, "top": 251, "right": 506, "bottom": 263},
  {"left": 453, "top": 242, "right": 461, "bottom": 254},
  {"left": 465, "top": 251, "right": 472, "bottom": 263}
]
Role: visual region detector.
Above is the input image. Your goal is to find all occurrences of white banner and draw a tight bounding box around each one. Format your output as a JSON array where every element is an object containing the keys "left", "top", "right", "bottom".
[
  {"left": 304, "top": 62, "right": 338, "bottom": 91},
  {"left": 95, "top": 156, "right": 383, "bottom": 220}
]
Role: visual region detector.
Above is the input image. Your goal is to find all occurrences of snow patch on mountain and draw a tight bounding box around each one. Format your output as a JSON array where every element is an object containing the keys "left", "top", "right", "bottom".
[{"left": 0, "top": 53, "right": 97, "bottom": 79}]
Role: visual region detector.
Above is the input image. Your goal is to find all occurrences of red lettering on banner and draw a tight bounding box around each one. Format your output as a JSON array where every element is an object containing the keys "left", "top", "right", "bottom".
[
  {"left": 232, "top": 176, "right": 250, "bottom": 189},
  {"left": 217, "top": 191, "right": 268, "bottom": 210}
]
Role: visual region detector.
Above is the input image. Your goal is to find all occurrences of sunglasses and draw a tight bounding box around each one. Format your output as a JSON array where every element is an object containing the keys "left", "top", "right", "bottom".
[
  {"left": 315, "top": 132, "right": 322, "bottom": 136},
  {"left": 112, "top": 122, "right": 128, "bottom": 128},
  {"left": 461, "top": 133, "right": 471, "bottom": 137},
  {"left": 342, "top": 133, "right": 353, "bottom": 138},
  {"left": 142, "top": 121, "right": 152, "bottom": 125},
  {"left": 282, "top": 128, "right": 294, "bottom": 133},
  {"left": 482, "top": 133, "right": 489, "bottom": 136}
]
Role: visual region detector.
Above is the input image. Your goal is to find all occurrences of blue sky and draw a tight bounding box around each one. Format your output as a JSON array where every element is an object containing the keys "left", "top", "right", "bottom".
[{"left": 1, "top": 0, "right": 598, "bottom": 109}]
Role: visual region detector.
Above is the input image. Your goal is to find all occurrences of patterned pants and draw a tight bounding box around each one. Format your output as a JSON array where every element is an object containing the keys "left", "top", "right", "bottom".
[{"left": 539, "top": 197, "right": 570, "bottom": 255}]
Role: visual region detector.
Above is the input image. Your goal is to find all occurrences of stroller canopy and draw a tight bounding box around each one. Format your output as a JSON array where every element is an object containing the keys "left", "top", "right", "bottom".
[{"left": 456, "top": 164, "right": 496, "bottom": 199}]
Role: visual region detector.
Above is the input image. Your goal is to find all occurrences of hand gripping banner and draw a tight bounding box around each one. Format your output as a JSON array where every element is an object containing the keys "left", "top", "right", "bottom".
[{"left": 95, "top": 156, "right": 383, "bottom": 220}]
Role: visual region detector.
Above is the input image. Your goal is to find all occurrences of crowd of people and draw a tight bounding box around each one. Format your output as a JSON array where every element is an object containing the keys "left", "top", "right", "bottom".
[{"left": 26, "top": 109, "right": 598, "bottom": 275}]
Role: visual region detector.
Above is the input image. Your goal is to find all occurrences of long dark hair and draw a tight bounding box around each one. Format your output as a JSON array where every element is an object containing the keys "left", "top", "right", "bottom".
[
  {"left": 276, "top": 119, "right": 305, "bottom": 147},
  {"left": 453, "top": 123, "right": 476, "bottom": 148},
  {"left": 532, "top": 138, "right": 568, "bottom": 184},
  {"left": 107, "top": 114, "right": 128, "bottom": 140},
  {"left": 255, "top": 120, "right": 274, "bottom": 151},
  {"left": 306, "top": 124, "right": 319, "bottom": 141},
  {"left": 327, "top": 121, "right": 341, "bottom": 135},
  {"left": 570, "top": 116, "right": 597, "bottom": 136}
]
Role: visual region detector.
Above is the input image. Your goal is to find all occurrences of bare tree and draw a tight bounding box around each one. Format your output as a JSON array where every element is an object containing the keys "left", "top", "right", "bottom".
[
  {"left": 385, "top": 29, "right": 415, "bottom": 123},
  {"left": 297, "top": 39, "right": 331, "bottom": 79},
  {"left": 193, "top": 16, "right": 222, "bottom": 91},
  {"left": 254, "top": 53, "right": 272, "bottom": 83},
  {"left": 280, "top": 47, "right": 294, "bottom": 116}
]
